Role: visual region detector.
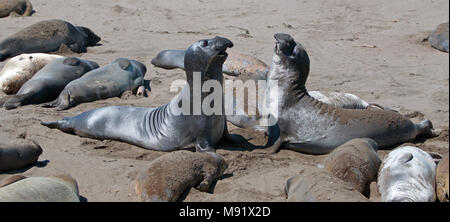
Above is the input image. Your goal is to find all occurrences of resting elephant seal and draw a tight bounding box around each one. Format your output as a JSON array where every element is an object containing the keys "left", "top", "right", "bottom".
[
  {"left": 378, "top": 146, "right": 436, "bottom": 202},
  {"left": 285, "top": 167, "right": 369, "bottom": 202},
  {"left": 0, "top": 174, "right": 80, "bottom": 202},
  {"left": 323, "top": 138, "right": 381, "bottom": 196},
  {"left": 0, "top": 53, "right": 64, "bottom": 94},
  {"left": 429, "top": 22, "right": 449, "bottom": 53},
  {"left": 42, "top": 58, "right": 146, "bottom": 110},
  {"left": 0, "top": 57, "right": 99, "bottom": 110},
  {"left": 41, "top": 37, "right": 244, "bottom": 152},
  {"left": 0, "top": 19, "right": 101, "bottom": 62},
  {"left": 0, "top": 0, "right": 32, "bottom": 17},
  {"left": 436, "top": 153, "right": 449, "bottom": 202},
  {"left": 135, "top": 150, "right": 227, "bottom": 202},
  {"left": 264, "top": 33, "right": 434, "bottom": 154},
  {"left": 0, "top": 139, "right": 42, "bottom": 172}
]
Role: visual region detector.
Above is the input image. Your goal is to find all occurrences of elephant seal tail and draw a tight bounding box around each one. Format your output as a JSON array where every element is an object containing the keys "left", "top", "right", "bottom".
[
  {"left": 41, "top": 120, "right": 63, "bottom": 129},
  {"left": 41, "top": 93, "right": 71, "bottom": 110},
  {"left": 2, "top": 93, "right": 32, "bottom": 110},
  {"left": 417, "top": 120, "right": 435, "bottom": 138},
  {"left": 41, "top": 119, "right": 75, "bottom": 134}
]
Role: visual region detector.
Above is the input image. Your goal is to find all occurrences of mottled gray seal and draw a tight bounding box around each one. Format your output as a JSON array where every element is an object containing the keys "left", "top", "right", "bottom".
[
  {"left": 0, "top": 139, "right": 42, "bottom": 172},
  {"left": 264, "top": 33, "right": 434, "bottom": 154},
  {"left": 429, "top": 22, "right": 449, "bottom": 53},
  {"left": 0, "top": 174, "right": 80, "bottom": 202},
  {"left": 436, "top": 153, "right": 449, "bottom": 202},
  {"left": 135, "top": 150, "right": 227, "bottom": 202},
  {"left": 41, "top": 37, "right": 244, "bottom": 152},
  {"left": 0, "top": 19, "right": 101, "bottom": 62},
  {"left": 285, "top": 167, "right": 369, "bottom": 202},
  {"left": 42, "top": 58, "right": 146, "bottom": 110},
  {"left": 323, "top": 138, "right": 381, "bottom": 196},
  {"left": 0, "top": 57, "right": 99, "bottom": 110},
  {"left": 0, "top": 53, "right": 64, "bottom": 94},
  {"left": 377, "top": 146, "right": 436, "bottom": 202},
  {"left": 0, "top": 0, "right": 32, "bottom": 17}
]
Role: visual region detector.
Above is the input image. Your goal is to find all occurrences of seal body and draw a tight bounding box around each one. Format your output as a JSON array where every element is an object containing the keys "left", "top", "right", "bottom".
[
  {"left": 0, "top": 139, "right": 42, "bottom": 172},
  {"left": 264, "top": 33, "right": 434, "bottom": 154},
  {"left": 0, "top": 175, "right": 80, "bottom": 202},
  {"left": 0, "top": 57, "right": 99, "bottom": 110},
  {"left": 378, "top": 146, "right": 436, "bottom": 202},
  {"left": 323, "top": 138, "right": 381, "bottom": 195},
  {"left": 135, "top": 151, "right": 227, "bottom": 202},
  {"left": 41, "top": 37, "right": 239, "bottom": 152},
  {"left": 0, "top": 0, "right": 32, "bottom": 17},
  {"left": 0, "top": 53, "right": 64, "bottom": 94},
  {"left": 0, "top": 19, "right": 101, "bottom": 61},
  {"left": 285, "top": 168, "right": 369, "bottom": 202},
  {"left": 42, "top": 58, "right": 146, "bottom": 110},
  {"left": 429, "top": 23, "right": 449, "bottom": 53},
  {"left": 436, "top": 153, "right": 449, "bottom": 202}
]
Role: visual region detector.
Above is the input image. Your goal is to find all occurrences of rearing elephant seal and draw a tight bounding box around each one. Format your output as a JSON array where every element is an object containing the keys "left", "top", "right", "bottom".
[
  {"left": 41, "top": 37, "right": 244, "bottom": 152},
  {"left": 0, "top": 57, "right": 99, "bottom": 110},
  {"left": 264, "top": 33, "right": 434, "bottom": 154},
  {"left": 0, "top": 139, "right": 42, "bottom": 172},
  {"left": 0, "top": 19, "right": 101, "bottom": 62},
  {"left": 42, "top": 58, "right": 146, "bottom": 110},
  {"left": 0, "top": 0, "right": 32, "bottom": 17},
  {"left": 0, "top": 53, "right": 64, "bottom": 94},
  {"left": 436, "top": 153, "right": 449, "bottom": 202},
  {"left": 0, "top": 174, "right": 80, "bottom": 202},
  {"left": 428, "top": 22, "right": 449, "bottom": 53},
  {"left": 135, "top": 150, "right": 227, "bottom": 202}
]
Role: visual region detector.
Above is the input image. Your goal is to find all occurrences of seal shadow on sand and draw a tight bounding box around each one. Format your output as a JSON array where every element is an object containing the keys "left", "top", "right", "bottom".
[{"left": 0, "top": 159, "right": 49, "bottom": 175}]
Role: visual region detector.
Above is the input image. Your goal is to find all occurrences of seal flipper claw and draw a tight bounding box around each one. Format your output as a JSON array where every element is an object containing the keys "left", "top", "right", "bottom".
[{"left": 262, "top": 123, "right": 282, "bottom": 154}]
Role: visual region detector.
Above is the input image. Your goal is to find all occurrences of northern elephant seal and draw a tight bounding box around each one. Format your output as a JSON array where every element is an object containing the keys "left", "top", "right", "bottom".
[
  {"left": 42, "top": 58, "right": 146, "bottom": 110},
  {"left": 0, "top": 19, "right": 101, "bottom": 62},
  {"left": 0, "top": 57, "right": 98, "bottom": 110},
  {"left": 0, "top": 139, "right": 42, "bottom": 172},
  {"left": 264, "top": 33, "right": 434, "bottom": 154},
  {"left": 436, "top": 153, "right": 449, "bottom": 202},
  {"left": 285, "top": 167, "right": 369, "bottom": 202},
  {"left": 0, "top": 0, "right": 32, "bottom": 17},
  {"left": 0, "top": 174, "right": 80, "bottom": 202},
  {"left": 41, "top": 37, "right": 244, "bottom": 152},
  {"left": 378, "top": 146, "right": 436, "bottom": 202},
  {"left": 323, "top": 138, "right": 381, "bottom": 196},
  {"left": 0, "top": 53, "right": 64, "bottom": 94},
  {"left": 135, "top": 150, "right": 227, "bottom": 202},
  {"left": 429, "top": 22, "right": 449, "bottom": 53}
]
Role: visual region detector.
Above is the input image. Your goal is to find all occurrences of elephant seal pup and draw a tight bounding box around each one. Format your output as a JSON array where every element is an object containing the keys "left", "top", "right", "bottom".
[
  {"left": 285, "top": 167, "right": 369, "bottom": 202},
  {"left": 41, "top": 37, "right": 244, "bottom": 152},
  {"left": 135, "top": 150, "right": 227, "bottom": 202},
  {"left": 436, "top": 153, "right": 449, "bottom": 202},
  {"left": 264, "top": 33, "right": 434, "bottom": 155},
  {"left": 378, "top": 146, "right": 436, "bottom": 202},
  {"left": 0, "top": 174, "right": 80, "bottom": 202},
  {"left": 0, "top": 0, "right": 32, "bottom": 17},
  {"left": 323, "top": 138, "right": 381, "bottom": 196},
  {"left": 0, "top": 53, "right": 64, "bottom": 94},
  {"left": 0, "top": 57, "right": 99, "bottom": 110},
  {"left": 0, "top": 139, "right": 42, "bottom": 172},
  {"left": 0, "top": 19, "right": 101, "bottom": 62},
  {"left": 428, "top": 23, "right": 449, "bottom": 53},
  {"left": 42, "top": 58, "right": 146, "bottom": 110}
]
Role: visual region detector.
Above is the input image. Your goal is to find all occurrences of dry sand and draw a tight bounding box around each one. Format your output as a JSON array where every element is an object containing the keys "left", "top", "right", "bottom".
[{"left": 0, "top": 0, "right": 448, "bottom": 202}]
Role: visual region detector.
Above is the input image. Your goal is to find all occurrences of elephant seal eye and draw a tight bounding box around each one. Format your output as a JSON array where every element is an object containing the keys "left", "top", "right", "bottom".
[{"left": 201, "top": 40, "right": 208, "bottom": 47}]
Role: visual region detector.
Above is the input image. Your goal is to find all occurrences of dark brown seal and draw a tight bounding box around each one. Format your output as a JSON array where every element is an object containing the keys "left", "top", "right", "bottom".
[{"left": 0, "top": 0, "right": 32, "bottom": 17}]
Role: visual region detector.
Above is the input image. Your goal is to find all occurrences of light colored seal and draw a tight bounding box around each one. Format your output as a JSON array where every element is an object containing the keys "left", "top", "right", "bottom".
[
  {"left": 0, "top": 57, "right": 99, "bottom": 110},
  {"left": 0, "top": 53, "right": 64, "bottom": 94},
  {"left": 436, "top": 153, "right": 449, "bottom": 202},
  {"left": 41, "top": 37, "right": 244, "bottom": 152},
  {"left": 42, "top": 58, "right": 147, "bottom": 110},
  {"left": 377, "top": 146, "right": 436, "bottom": 202},
  {"left": 0, "top": 174, "right": 80, "bottom": 202},
  {"left": 285, "top": 167, "right": 369, "bottom": 202},
  {"left": 323, "top": 138, "right": 381, "bottom": 196},
  {"left": 0, "top": 139, "right": 42, "bottom": 172},
  {"left": 0, "top": 0, "right": 32, "bottom": 17},
  {"left": 0, "top": 19, "right": 101, "bottom": 62},
  {"left": 135, "top": 150, "right": 227, "bottom": 202},
  {"left": 264, "top": 33, "right": 434, "bottom": 154},
  {"left": 429, "top": 22, "right": 449, "bottom": 53}
]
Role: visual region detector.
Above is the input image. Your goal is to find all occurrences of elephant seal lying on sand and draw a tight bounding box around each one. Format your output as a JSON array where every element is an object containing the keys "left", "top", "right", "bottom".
[
  {"left": 0, "top": 139, "right": 42, "bottom": 172},
  {"left": 0, "top": 0, "right": 32, "bottom": 17}
]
